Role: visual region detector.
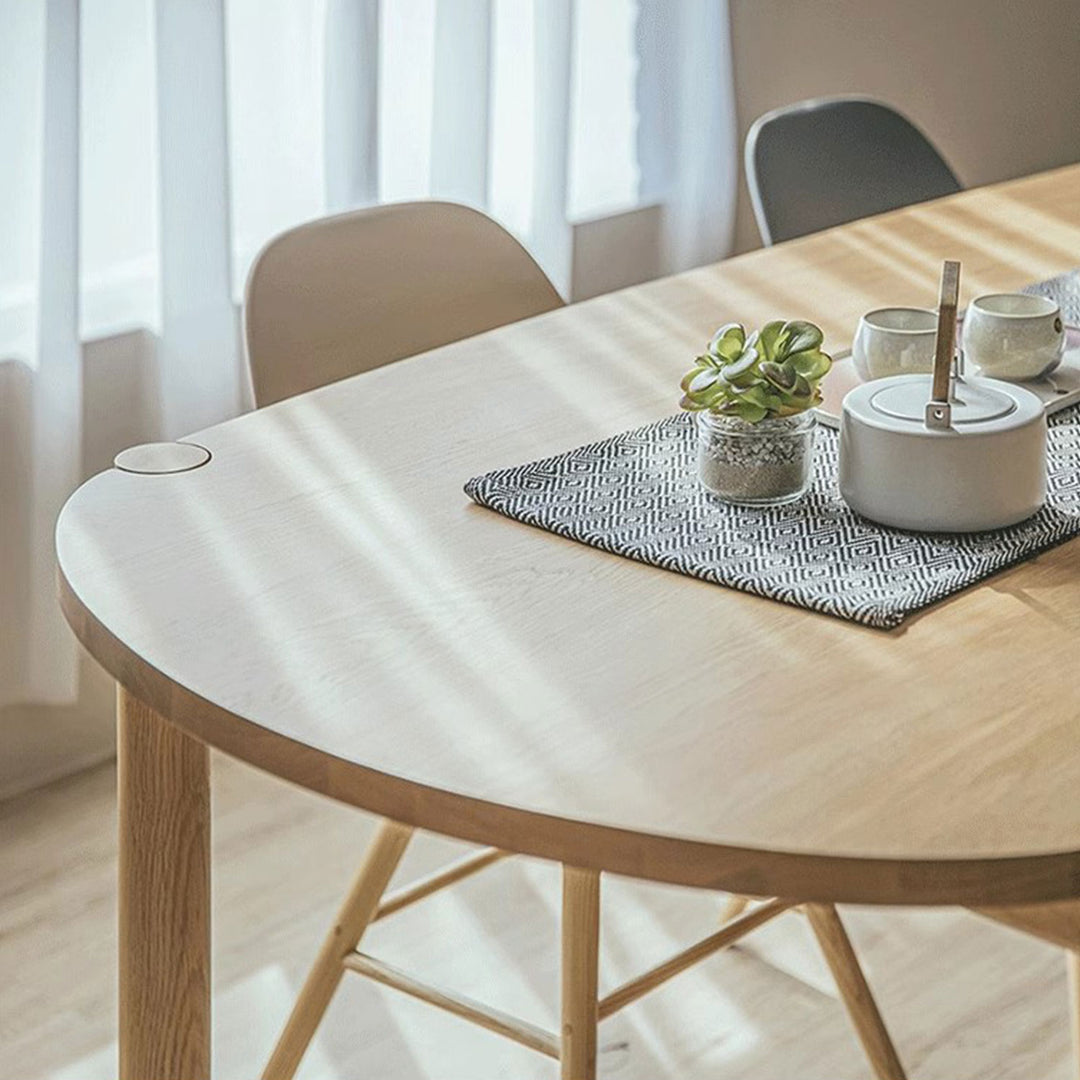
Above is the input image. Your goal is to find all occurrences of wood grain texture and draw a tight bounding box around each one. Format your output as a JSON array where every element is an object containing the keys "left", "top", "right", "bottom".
[
  {"left": 57, "top": 165, "right": 1080, "bottom": 905},
  {"left": 806, "top": 904, "right": 907, "bottom": 1080},
  {"left": 260, "top": 819, "right": 412, "bottom": 1080},
  {"left": 117, "top": 688, "right": 210, "bottom": 1080},
  {"left": 561, "top": 867, "right": 600, "bottom": 1080}
]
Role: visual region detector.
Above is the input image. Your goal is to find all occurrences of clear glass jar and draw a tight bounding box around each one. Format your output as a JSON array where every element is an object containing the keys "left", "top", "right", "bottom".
[{"left": 697, "top": 410, "right": 816, "bottom": 505}]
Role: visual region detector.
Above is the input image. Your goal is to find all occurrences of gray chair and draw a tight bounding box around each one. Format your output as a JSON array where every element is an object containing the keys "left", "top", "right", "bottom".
[{"left": 745, "top": 97, "right": 962, "bottom": 245}]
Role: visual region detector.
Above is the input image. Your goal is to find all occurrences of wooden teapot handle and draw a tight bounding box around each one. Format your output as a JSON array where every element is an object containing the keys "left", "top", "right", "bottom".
[{"left": 932, "top": 260, "right": 961, "bottom": 403}]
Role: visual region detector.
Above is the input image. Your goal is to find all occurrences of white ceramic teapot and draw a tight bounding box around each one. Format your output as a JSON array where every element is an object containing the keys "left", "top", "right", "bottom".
[{"left": 839, "top": 262, "right": 1048, "bottom": 533}]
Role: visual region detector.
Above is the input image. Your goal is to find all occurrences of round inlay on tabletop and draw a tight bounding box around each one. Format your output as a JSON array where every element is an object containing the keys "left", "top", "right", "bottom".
[{"left": 114, "top": 442, "right": 212, "bottom": 475}]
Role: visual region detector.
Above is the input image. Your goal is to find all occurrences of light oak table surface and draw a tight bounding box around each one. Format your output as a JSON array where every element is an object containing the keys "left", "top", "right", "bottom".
[{"left": 59, "top": 166, "right": 1080, "bottom": 911}]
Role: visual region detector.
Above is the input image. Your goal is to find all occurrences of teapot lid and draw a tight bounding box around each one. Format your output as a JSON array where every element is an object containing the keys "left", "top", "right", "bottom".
[
  {"left": 870, "top": 378, "right": 1015, "bottom": 424},
  {"left": 842, "top": 374, "right": 1044, "bottom": 435}
]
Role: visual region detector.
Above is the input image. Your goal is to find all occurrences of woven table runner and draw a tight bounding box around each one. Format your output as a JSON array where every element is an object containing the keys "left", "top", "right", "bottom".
[{"left": 465, "top": 269, "right": 1080, "bottom": 630}]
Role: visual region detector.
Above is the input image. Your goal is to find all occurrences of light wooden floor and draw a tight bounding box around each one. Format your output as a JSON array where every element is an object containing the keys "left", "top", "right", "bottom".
[{"left": 1, "top": 755, "right": 1074, "bottom": 1080}]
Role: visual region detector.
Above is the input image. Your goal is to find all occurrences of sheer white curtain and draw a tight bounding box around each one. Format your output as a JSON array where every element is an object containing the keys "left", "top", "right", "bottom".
[
  {"left": 2, "top": 0, "right": 81, "bottom": 709},
  {"left": 0, "top": 0, "right": 736, "bottom": 725}
]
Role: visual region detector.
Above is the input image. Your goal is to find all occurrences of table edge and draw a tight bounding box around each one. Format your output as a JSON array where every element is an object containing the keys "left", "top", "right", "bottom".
[{"left": 57, "top": 558, "right": 1080, "bottom": 907}]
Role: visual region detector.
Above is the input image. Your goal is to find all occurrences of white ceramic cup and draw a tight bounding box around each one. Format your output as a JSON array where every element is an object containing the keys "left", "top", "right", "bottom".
[
  {"left": 852, "top": 307, "right": 938, "bottom": 381},
  {"left": 963, "top": 293, "right": 1065, "bottom": 381}
]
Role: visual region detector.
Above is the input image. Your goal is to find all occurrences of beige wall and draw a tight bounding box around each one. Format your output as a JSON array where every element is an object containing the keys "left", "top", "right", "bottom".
[{"left": 729, "top": 0, "right": 1080, "bottom": 252}]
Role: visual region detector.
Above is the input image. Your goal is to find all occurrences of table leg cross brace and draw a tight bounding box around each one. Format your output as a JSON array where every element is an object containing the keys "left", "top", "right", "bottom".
[{"left": 262, "top": 823, "right": 908, "bottom": 1080}]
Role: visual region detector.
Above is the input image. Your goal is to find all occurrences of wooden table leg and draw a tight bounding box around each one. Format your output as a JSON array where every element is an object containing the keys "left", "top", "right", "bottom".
[
  {"left": 1068, "top": 951, "right": 1080, "bottom": 1080},
  {"left": 806, "top": 904, "right": 906, "bottom": 1080},
  {"left": 719, "top": 894, "right": 750, "bottom": 924},
  {"left": 261, "top": 819, "right": 413, "bottom": 1080},
  {"left": 118, "top": 687, "right": 211, "bottom": 1080},
  {"left": 561, "top": 866, "right": 601, "bottom": 1080}
]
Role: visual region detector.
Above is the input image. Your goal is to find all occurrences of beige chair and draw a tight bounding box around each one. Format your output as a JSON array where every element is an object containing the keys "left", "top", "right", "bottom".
[
  {"left": 248, "top": 202, "right": 905, "bottom": 1080},
  {"left": 245, "top": 200, "right": 563, "bottom": 406}
]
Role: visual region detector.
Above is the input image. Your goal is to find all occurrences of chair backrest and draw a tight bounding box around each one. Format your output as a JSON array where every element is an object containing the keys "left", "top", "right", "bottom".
[
  {"left": 745, "top": 97, "right": 962, "bottom": 246},
  {"left": 244, "top": 201, "right": 564, "bottom": 407}
]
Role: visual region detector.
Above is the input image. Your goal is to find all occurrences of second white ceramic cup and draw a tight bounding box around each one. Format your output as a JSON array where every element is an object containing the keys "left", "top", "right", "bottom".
[
  {"left": 963, "top": 293, "right": 1065, "bottom": 381},
  {"left": 852, "top": 307, "right": 938, "bottom": 381}
]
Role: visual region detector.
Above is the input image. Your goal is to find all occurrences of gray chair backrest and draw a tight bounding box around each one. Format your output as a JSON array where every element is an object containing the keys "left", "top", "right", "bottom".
[{"left": 745, "top": 97, "right": 962, "bottom": 246}]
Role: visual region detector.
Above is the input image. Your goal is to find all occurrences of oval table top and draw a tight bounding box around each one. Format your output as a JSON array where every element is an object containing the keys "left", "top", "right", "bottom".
[{"left": 58, "top": 166, "right": 1080, "bottom": 906}]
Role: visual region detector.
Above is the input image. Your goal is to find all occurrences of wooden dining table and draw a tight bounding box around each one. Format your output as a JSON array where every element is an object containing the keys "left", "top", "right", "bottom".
[{"left": 57, "top": 164, "right": 1080, "bottom": 1080}]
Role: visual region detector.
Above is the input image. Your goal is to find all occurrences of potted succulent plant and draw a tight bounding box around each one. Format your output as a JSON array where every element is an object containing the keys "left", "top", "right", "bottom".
[{"left": 680, "top": 320, "right": 832, "bottom": 504}]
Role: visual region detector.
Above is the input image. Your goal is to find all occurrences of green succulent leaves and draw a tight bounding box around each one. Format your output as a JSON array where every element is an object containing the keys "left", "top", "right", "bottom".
[
  {"left": 708, "top": 322, "right": 745, "bottom": 362},
  {"left": 760, "top": 360, "right": 797, "bottom": 392},
  {"left": 680, "top": 318, "right": 832, "bottom": 422},
  {"left": 781, "top": 319, "right": 823, "bottom": 354}
]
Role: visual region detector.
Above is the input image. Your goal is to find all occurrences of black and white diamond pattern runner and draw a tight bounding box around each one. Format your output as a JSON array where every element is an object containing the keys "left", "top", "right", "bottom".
[
  {"left": 1024, "top": 267, "right": 1080, "bottom": 325},
  {"left": 465, "top": 269, "right": 1080, "bottom": 630}
]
